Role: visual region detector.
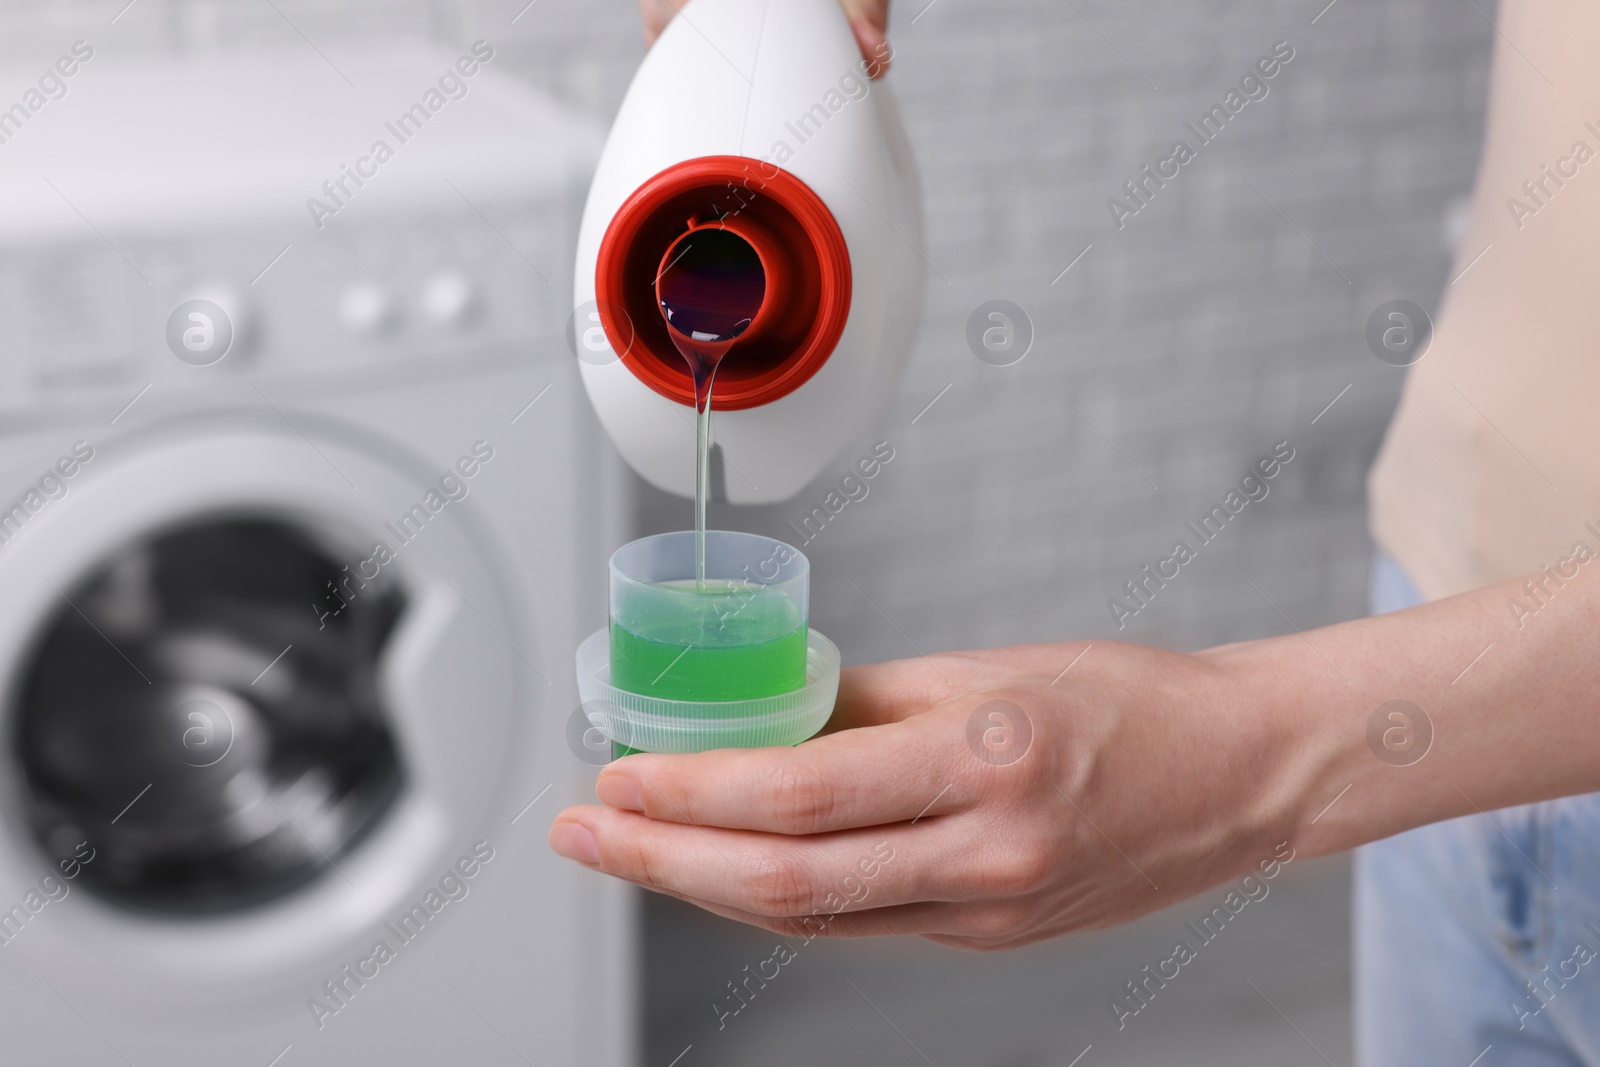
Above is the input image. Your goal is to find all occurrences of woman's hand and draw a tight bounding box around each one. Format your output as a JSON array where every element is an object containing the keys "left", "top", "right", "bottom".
[
  {"left": 549, "top": 639, "right": 1300, "bottom": 950},
  {"left": 552, "top": 563, "right": 1600, "bottom": 949},
  {"left": 639, "top": 0, "right": 894, "bottom": 78}
]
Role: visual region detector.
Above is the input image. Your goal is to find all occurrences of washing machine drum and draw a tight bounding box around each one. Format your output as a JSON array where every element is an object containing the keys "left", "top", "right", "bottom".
[{"left": 15, "top": 516, "right": 405, "bottom": 915}]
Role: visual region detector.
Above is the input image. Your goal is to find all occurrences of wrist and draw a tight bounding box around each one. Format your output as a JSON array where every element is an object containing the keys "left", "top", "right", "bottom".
[{"left": 1199, "top": 633, "right": 1362, "bottom": 860}]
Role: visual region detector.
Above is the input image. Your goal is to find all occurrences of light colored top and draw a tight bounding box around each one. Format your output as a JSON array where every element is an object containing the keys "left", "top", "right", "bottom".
[{"left": 1368, "top": 0, "right": 1600, "bottom": 600}]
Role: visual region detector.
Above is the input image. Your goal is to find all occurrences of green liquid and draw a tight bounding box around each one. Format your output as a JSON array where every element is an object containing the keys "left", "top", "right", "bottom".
[{"left": 609, "top": 580, "right": 807, "bottom": 756}]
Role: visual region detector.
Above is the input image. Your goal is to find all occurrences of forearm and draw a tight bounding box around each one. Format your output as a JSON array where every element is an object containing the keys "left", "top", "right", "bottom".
[{"left": 1210, "top": 560, "right": 1600, "bottom": 858}]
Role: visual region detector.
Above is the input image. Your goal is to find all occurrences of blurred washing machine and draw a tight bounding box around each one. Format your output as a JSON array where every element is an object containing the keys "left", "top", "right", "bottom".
[{"left": 0, "top": 40, "right": 633, "bottom": 1066}]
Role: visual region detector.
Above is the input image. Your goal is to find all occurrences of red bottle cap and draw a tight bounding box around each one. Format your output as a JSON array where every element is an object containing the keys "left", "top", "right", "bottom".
[{"left": 594, "top": 156, "right": 852, "bottom": 411}]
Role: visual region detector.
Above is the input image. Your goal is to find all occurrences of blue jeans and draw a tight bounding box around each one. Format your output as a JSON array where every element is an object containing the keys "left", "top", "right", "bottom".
[{"left": 1357, "top": 557, "right": 1600, "bottom": 1065}]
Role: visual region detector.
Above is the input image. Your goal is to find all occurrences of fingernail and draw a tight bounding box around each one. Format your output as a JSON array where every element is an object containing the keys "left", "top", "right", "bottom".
[
  {"left": 549, "top": 822, "right": 599, "bottom": 866},
  {"left": 596, "top": 774, "right": 644, "bottom": 812}
]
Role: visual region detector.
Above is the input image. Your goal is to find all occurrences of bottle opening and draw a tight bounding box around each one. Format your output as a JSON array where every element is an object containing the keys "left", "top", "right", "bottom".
[{"left": 658, "top": 227, "right": 767, "bottom": 346}]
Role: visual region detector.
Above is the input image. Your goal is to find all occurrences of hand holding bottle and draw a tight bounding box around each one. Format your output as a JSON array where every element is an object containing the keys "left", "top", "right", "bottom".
[{"left": 639, "top": 0, "right": 893, "bottom": 77}]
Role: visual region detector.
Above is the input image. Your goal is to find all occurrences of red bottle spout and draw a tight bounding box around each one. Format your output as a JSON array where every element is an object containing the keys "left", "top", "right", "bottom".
[{"left": 595, "top": 156, "right": 852, "bottom": 411}]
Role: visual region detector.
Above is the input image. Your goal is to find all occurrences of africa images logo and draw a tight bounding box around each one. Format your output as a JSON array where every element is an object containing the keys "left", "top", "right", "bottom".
[
  {"left": 165, "top": 299, "right": 235, "bottom": 365},
  {"left": 1106, "top": 40, "right": 1295, "bottom": 230},
  {"left": 0, "top": 40, "right": 95, "bottom": 148}
]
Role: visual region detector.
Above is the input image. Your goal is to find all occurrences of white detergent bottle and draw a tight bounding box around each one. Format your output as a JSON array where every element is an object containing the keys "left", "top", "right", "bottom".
[{"left": 573, "top": 0, "right": 924, "bottom": 503}]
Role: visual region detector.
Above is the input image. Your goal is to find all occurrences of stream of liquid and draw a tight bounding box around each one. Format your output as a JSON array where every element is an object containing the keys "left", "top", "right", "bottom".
[{"left": 657, "top": 228, "right": 767, "bottom": 585}]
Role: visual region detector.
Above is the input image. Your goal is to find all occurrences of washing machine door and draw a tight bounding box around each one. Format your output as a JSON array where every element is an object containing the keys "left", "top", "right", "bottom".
[{"left": 0, "top": 413, "right": 534, "bottom": 1008}]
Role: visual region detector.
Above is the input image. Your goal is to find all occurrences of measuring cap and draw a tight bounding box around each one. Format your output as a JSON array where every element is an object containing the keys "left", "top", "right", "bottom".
[{"left": 574, "top": 628, "right": 840, "bottom": 754}]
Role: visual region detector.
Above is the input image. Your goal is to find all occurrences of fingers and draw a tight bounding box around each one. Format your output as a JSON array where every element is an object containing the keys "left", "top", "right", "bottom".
[
  {"left": 639, "top": 0, "right": 676, "bottom": 45},
  {"left": 648, "top": 891, "right": 972, "bottom": 941},
  {"left": 843, "top": 0, "right": 892, "bottom": 35},
  {"left": 595, "top": 713, "right": 966, "bottom": 834},
  {"left": 641, "top": 0, "right": 895, "bottom": 78},
  {"left": 820, "top": 657, "right": 954, "bottom": 734},
  {"left": 846, "top": 16, "right": 887, "bottom": 77},
  {"left": 612, "top": 879, "right": 1036, "bottom": 948},
  {"left": 841, "top": 0, "right": 893, "bottom": 78},
  {"left": 551, "top": 805, "right": 944, "bottom": 916}
]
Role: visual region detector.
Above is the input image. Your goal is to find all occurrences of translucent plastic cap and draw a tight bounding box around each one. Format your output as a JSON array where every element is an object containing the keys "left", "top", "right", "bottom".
[
  {"left": 574, "top": 628, "right": 840, "bottom": 754},
  {"left": 610, "top": 529, "right": 808, "bottom": 629}
]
